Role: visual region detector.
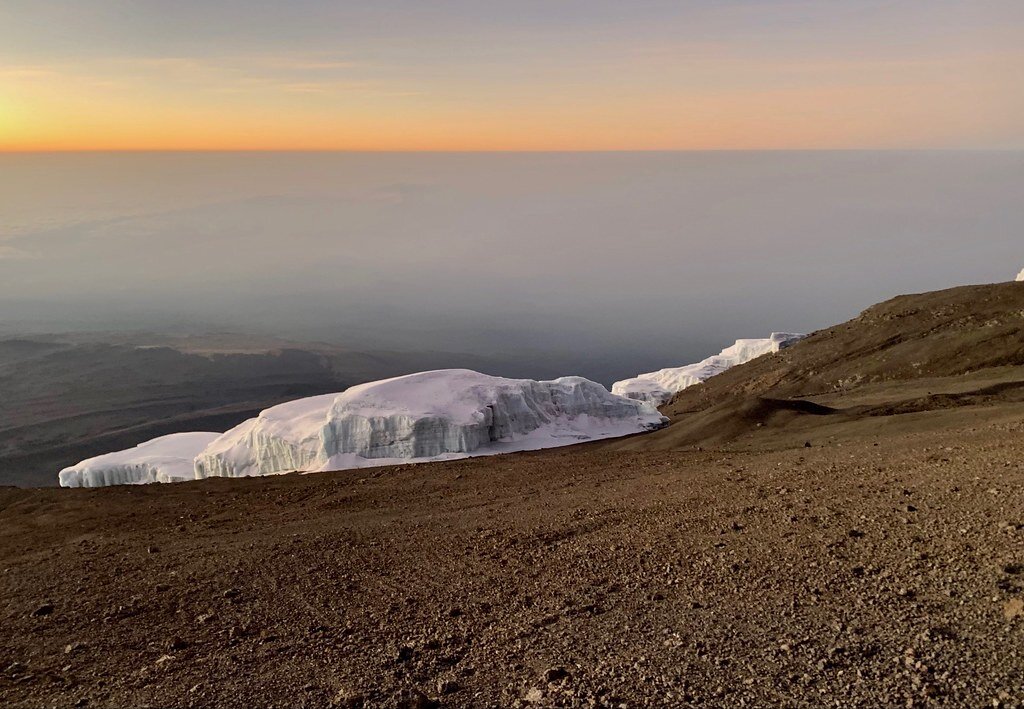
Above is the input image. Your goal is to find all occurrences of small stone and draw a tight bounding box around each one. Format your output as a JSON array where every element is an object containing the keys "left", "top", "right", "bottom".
[
  {"left": 222, "top": 588, "right": 241, "bottom": 599},
  {"left": 147, "top": 545, "right": 160, "bottom": 554},
  {"left": 396, "top": 645, "right": 415, "bottom": 662},
  {"left": 395, "top": 689, "right": 438, "bottom": 709},
  {"left": 545, "top": 666, "right": 571, "bottom": 683},
  {"left": 848, "top": 529, "right": 866, "bottom": 539},
  {"left": 524, "top": 688, "right": 545, "bottom": 703},
  {"left": 331, "top": 690, "right": 365, "bottom": 708},
  {"left": 31, "top": 603, "right": 55, "bottom": 617},
  {"left": 168, "top": 636, "right": 189, "bottom": 651},
  {"left": 1004, "top": 598, "right": 1024, "bottom": 620},
  {"left": 436, "top": 677, "right": 459, "bottom": 695}
]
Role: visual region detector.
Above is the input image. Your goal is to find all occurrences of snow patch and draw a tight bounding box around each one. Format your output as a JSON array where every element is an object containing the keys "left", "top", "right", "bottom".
[
  {"left": 1016, "top": 268, "right": 1024, "bottom": 282},
  {"left": 612, "top": 333, "right": 805, "bottom": 406},
  {"left": 194, "top": 369, "right": 666, "bottom": 480},
  {"left": 58, "top": 432, "right": 220, "bottom": 488}
]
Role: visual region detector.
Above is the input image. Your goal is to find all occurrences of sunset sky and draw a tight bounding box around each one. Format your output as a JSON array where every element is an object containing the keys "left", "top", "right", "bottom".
[{"left": 1, "top": 0, "right": 1022, "bottom": 151}]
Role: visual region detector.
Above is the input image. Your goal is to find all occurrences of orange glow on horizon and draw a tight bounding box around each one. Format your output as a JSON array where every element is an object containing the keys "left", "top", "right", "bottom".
[{"left": 2, "top": 45, "right": 1021, "bottom": 152}]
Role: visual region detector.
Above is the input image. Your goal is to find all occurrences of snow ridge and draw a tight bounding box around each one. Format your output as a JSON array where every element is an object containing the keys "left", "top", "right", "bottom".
[
  {"left": 58, "top": 432, "right": 220, "bottom": 488},
  {"left": 194, "top": 370, "right": 666, "bottom": 480},
  {"left": 612, "top": 333, "right": 804, "bottom": 406}
]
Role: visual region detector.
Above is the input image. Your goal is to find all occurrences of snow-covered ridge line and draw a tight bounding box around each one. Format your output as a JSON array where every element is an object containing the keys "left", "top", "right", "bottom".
[
  {"left": 58, "top": 432, "right": 220, "bottom": 488},
  {"left": 611, "top": 333, "right": 804, "bottom": 406},
  {"left": 59, "top": 369, "right": 667, "bottom": 487},
  {"left": 195, "top": 369, "right": 666, "bottom": 480}
]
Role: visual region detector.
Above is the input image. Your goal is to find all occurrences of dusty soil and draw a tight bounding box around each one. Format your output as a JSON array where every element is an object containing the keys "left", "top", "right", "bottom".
[{"left": 2, "top": 415, "right": 1023, "bottom": 708}]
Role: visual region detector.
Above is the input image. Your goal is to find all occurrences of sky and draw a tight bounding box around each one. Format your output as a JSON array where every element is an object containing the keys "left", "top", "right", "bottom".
[{"left": 1, "top": 0, "right": 1023, "bottom": 151}]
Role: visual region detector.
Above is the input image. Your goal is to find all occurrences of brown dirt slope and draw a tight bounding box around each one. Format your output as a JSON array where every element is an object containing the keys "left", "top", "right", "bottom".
[
  {"left": 611, "top": 281, "right": 1024, "bottom": 450},
  {"left": 1, "top": 422, "right": 1023, "bottom": 708}
]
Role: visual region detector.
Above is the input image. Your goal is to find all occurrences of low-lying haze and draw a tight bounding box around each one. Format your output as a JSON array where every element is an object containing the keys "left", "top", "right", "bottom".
[{"left": 1, "top": 150, "right": 1022, "bottom": 383}]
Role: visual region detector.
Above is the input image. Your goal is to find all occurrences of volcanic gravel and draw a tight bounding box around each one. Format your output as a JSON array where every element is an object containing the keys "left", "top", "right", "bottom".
[{"left": 2, "top": 417, "right": 1023, "bottom": 707}]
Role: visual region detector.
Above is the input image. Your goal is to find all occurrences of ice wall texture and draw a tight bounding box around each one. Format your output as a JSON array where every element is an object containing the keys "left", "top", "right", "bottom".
[
  {"left": 58, "top": 432, "right": 220, "bottom": 488},
  {"left": 194, "top": 369, "right": 666, "bottom": 479},
  {"left": 612, "top": 333, "right": 805, "bottom": 406}
]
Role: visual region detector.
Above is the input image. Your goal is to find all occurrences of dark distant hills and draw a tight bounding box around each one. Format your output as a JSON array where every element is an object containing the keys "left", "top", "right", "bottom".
[{"left": 0, "top": 333, "right": 548, "bottom": 487}]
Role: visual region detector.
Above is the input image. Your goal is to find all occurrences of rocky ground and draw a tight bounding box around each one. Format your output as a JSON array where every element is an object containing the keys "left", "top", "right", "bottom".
[
  {"left": 1, "top": 413, "right": 1022, "bottom": 708},
  {"left": 3, "top": 282, "right": 1024, "bottom": 708}
]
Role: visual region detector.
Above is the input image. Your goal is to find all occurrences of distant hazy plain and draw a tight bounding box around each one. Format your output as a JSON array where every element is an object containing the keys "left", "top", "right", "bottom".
[{"left": 1, "top": 151, "right": 1022, "bottom": 382}]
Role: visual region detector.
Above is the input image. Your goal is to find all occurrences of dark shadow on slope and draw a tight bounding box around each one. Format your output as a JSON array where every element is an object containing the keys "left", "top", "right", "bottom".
[
  {"left": 640, "top": 397, "right": 839, "bottom": 448},
  {"left": 854, "top": 379, "right": 1024, "bottom": 417}
]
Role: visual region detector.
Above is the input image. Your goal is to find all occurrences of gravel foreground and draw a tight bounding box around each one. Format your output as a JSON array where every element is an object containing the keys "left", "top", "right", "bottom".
[{"left": 1, "top": 415, "right": 1022, "bottom": 708}]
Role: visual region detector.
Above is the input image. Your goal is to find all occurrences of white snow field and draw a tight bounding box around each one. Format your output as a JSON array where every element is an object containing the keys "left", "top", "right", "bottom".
[
  {"left": 193, "top": 369, "right": 667, "bottom": 480},
  {"left": 1016, "top": 268, "right": 1024, "bottom": 282},
  {"left": 58, "top": 432, "right": 220, "bottom": 488},
  {"left": 612, "top": 333, "right": 805, "bottom": 406}
]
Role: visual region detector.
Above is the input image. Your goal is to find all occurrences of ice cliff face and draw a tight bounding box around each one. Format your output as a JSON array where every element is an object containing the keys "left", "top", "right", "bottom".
[
  {"left": 612, "top": 333, "right": 805, "bottom": 406},
  {"left": 194, "top": 369, "right": 666, "bottom": 480},
  {"left": 58, "top": 432, "right": 220, "bottom": 488}
]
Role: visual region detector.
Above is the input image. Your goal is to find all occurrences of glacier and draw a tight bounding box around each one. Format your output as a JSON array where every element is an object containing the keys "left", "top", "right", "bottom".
[
  {"left": 193, "top": 369, "right": 667, "bottom": 480},
  {"left": 58, "top": 432, "right": 220, "bottom": 488},
  {"left": 612, "top": 333, "right": 805, "bottom": 406}
]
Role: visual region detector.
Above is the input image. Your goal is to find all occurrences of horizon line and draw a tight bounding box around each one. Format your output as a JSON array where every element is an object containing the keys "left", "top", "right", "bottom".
[{"left": 2, "top": 147, "right": 1020, "bottom": 155}]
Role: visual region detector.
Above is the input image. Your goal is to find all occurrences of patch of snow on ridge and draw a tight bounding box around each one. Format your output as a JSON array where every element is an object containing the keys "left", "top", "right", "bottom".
[
  {"left": 58, "top": 432, "right": 220, "bottom": 488},
  {"left": 194, "top": 369, "right": 667, "bottom": 479},
  {"left": 612, "top": 333, "right": 805, "bottom": 406},
  {"left": 610, "top": 378, "right": 674, "bottom": 408},
  {"left": 1017, "top": 268, "right": 1024, "bottom": 282}
]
